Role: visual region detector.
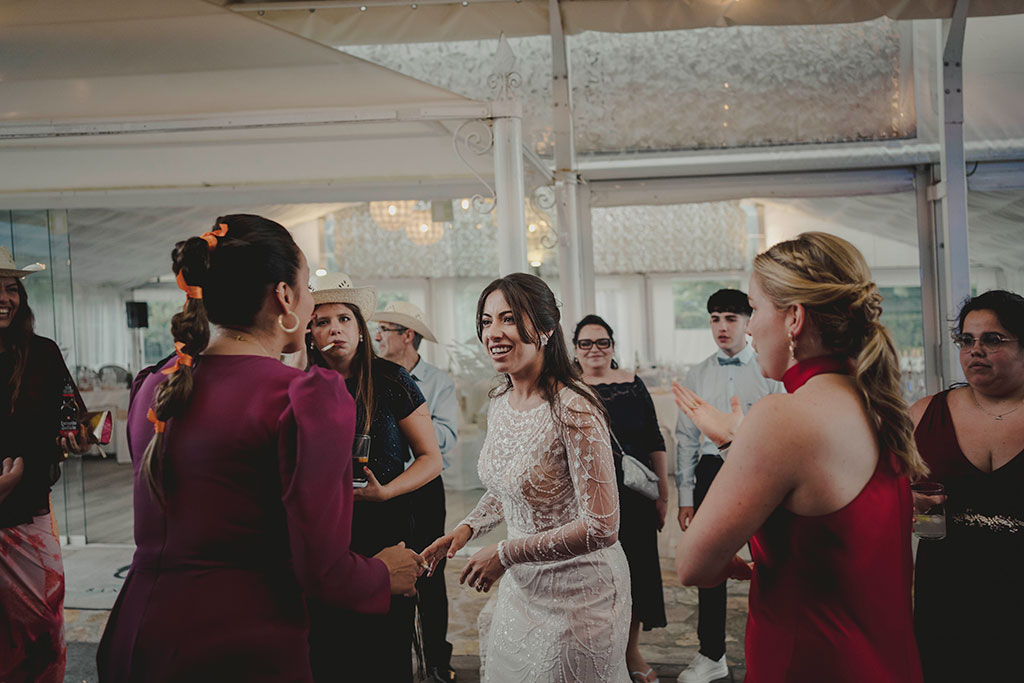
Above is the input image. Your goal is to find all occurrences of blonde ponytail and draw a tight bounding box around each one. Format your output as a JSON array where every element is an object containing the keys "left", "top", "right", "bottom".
[{"left": 754, "top": 232, "right": 927, "bottom": 478}]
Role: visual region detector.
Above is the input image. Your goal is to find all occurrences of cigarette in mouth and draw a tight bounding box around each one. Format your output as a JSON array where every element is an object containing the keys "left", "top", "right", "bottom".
[{"left": 320, "top": 342, "right": 336, "bottom": 352}]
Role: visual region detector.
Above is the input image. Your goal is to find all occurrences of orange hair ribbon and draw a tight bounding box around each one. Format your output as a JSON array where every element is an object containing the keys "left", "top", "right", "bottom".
[
  {"left": 161, "top": 342, "right": 194, "bottom": 376},
  {"left": 200, "top": 222, "right": 229, "bottom": 250},
  {"left": 176, "top": 270, "right": 202, "bottom": 300},
  {"left": 147, "top": 408, "right": 166, "bottom": 434}
]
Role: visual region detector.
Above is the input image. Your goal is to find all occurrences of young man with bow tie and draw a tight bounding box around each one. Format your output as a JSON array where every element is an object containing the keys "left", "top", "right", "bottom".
[{"left": 674, "top": 289, "right": 784, "bottom": 683}]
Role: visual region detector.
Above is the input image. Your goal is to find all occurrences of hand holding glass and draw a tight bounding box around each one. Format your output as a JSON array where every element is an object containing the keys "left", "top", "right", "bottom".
[
  {"left": 911, "top": 482, "right": 946, "bottom": 540},
  {"left": 352, "top": 434, "right": 371, "bottom": 488}
]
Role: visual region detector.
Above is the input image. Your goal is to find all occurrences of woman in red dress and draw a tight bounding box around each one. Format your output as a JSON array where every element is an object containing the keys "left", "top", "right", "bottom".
[
  {"left": 673, "top": 232, "right": 925, "bottom": 683},
  {"left": 96, "top": 215, "right": 422, "bottom": 682}
]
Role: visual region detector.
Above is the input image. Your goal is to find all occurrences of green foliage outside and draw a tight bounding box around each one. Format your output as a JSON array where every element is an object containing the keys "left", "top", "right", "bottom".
[
  {"left": 673, "top": 279, "right": 742, "bottom": 329},
  {"left": 141, "top": 300, "right": 180, "bottom": 364},
  {"left": 878, "top": 286, "right": 924, "bottom": 352}
]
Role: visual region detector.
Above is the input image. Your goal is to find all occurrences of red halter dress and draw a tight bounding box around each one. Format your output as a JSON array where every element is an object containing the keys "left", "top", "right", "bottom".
[{"left": 744, "top": 356, "right": 922, "bottom": 683}]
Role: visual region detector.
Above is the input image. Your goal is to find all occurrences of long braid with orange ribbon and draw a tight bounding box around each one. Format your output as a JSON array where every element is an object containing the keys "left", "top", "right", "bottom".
[{"left": 141, "top": 220, "right": 228, "bottom": 505}]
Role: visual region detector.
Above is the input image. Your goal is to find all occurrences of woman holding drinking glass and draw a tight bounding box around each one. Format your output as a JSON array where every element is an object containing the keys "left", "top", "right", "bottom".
[
  {"left": 306, "top": 272, "right": 442, "bottom": 683},
  {"left": 909, "top": 290, "right": 1024, "bottom": 683},
  {"left": 672, "top": 232, "right": 925, "bottom": 682}
]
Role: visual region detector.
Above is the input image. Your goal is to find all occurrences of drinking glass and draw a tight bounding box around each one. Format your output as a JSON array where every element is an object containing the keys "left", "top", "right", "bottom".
[
  {"left": 352, "top": 434, "right": 371, "bottom": 488},
  {"left": 911, "top": 482, "right": 946, "bottom": 540}
]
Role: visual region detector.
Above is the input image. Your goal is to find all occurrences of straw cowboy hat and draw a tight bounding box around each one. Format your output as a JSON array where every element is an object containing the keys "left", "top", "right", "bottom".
[
  {"left": 0, "top": 247, "right": 40, "bottom": 278},
  {"left": 309, "top": 272, "right": 377, "bottom": 317},
  {"left": 371, "top": 301, "right": 438, "bottom": 343}
]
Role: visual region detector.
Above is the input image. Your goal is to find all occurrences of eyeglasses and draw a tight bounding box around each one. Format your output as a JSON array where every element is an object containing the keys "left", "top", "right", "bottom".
[
  {"left": 952, "top": 332, "right": 1019, "bottom": 351},
  {"left": 378, "top": 325, "right": 406, "bottom": 334},
  {"left": 576, "top": 338, "right": 612, "bottom": 350}
]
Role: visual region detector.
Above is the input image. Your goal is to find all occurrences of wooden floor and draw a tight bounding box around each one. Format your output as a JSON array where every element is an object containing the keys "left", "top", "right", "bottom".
[{"left": 52, "top": 456, "right": 134, "bottom": 545}]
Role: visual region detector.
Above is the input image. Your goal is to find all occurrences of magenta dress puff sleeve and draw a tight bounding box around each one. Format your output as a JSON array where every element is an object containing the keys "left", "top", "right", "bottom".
[{"left": 277, "top": 367, "right": 391, "bottom": 613}]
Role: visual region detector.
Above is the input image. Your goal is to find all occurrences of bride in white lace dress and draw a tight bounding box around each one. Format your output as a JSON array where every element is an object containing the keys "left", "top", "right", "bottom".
[{"left": 424, "top": 274, "right": 631, "bottom": 682}]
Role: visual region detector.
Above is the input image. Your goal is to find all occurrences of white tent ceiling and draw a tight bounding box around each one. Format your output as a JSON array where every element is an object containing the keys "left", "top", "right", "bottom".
[
  {"left": 0, "top": 0, "right": 495, "bottom": 209},
  {"left": 231, "top": 0, "right": 1024, "bottom": 45},
  {"left": 2, "top": 0, "right": 1023, "bottom": 293}
]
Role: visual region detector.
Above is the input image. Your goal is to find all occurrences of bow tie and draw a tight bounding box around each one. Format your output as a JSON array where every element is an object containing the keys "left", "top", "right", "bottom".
[{"left": 717, "top": 356, "right": 742, "bottom": 366}]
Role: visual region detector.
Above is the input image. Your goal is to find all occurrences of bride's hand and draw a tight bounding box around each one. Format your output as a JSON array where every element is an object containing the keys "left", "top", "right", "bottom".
[
  {"left": 460, "top": 543, "right": 505, "bottom": 593},
  {"left": 423, "top": 524, "right": 471, "bottom": 576},
  {"left": 673, "top": 383, "right": 744, "bottom": 447}
]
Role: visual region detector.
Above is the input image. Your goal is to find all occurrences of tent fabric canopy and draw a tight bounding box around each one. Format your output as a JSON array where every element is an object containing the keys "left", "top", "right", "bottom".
[
  {"left": 0, "top": 0, "right": 482, "bottom": 123},
  {"left": 235, "top": 0, "right": 1024, "bottom": 46},
  {"left": 0, "top": 0, "right": 497, "bottom": 208}
]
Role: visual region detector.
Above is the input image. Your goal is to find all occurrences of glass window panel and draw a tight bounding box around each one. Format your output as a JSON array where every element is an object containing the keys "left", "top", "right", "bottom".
[
  {"left": 11, "top": 210, "right": 56, "bottom": 341},
  {"left": 47, "top": 211, "right": 77, "bottom": 371},
  {"left": 0, "top": 211, "right": 12, "bottom": 251},
  {"left": 670, "top": 277, "right": 743, "bottom": 369},
  {"left": 594, "top": 275, "right": 644, "bottom": 371},
  {"left": 141, "top": 300, "right": 179, "bottom": 365}
]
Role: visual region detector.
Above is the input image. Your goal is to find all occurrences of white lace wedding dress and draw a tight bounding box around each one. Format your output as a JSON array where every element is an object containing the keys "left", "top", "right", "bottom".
[{"left": 460, "top": 388, "right": 631, "bottom": 682}]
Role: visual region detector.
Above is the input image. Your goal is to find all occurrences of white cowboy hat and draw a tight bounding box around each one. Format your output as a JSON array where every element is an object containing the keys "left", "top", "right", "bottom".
[
  {"left": 309, "top": 272, "right": 377, "bottom": 317},
  {"left": 371, "top": 301, "right": 438, "bottom": 343},
  {"left": 0, "top": 246, "right": 42, "bottom": 278}
]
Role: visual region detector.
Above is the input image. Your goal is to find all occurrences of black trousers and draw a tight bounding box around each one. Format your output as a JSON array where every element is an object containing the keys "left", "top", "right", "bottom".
[
  {"left": 309, "top": 595, "right": 416, "bottom": 682},
  {"left": 410, "top": 476, "right": 453, "bottom": 671},
  {"left": 694, "top": 454, "right": 726, "bottom": 661},
  {"left": 310, "top": 496, "right": 416, "bottom": 682}
]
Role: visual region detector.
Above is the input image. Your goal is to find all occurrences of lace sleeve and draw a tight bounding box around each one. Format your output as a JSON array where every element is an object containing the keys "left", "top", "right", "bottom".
[
  {"left": 498, "top": 392, "right": 620, "bottom": 567},
  {"left": 458, "top": 489, "right": 505, "bottom": 541}
]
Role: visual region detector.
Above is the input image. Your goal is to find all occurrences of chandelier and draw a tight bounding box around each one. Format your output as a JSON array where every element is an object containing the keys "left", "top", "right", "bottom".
[
  {"left": 404, "top": 220, "right": 445, "bottom": 246},
  {"left": 368, "top": 200, "right": 430, "bottom": 232}
]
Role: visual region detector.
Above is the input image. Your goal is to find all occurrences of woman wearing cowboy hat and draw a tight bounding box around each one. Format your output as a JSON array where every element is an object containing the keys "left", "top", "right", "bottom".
[
  {"left": 306, "top": 272, "right": 443, "bottom": 683},
  {"left": 0, "top": 246, "right": 88, "bottom": 683}
]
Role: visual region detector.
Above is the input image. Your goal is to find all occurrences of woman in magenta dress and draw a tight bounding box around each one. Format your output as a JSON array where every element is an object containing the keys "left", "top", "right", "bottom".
[
  {"left": 96, "top": 215, "right": 422, "bottom": 682},
  {"left": 673, "top": 232, "right": 925, "bottom": 682}
]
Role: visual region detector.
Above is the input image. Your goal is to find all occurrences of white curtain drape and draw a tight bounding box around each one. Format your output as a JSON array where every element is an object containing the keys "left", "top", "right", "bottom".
[{"left": 73, "top": 285, "right": 132, "bottom": 372}]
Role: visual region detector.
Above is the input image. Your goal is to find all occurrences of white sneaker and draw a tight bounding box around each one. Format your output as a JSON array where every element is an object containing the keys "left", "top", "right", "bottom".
[{"left": 676, "top": 653, "right": 728, "bottom": 683}]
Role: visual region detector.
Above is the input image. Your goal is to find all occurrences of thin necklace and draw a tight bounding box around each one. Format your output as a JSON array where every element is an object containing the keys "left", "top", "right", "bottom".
[
  {"left": 221, "top": 331, "right": 274, "bottom": 358},
  {"left": 969, "top": 387, "right": 1024, "bottom": 421}
]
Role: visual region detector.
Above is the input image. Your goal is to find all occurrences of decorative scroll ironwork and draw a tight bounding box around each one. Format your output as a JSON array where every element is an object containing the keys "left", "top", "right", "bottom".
[{"left": 452, "top": 119, "right": 496, "bottom": 214}]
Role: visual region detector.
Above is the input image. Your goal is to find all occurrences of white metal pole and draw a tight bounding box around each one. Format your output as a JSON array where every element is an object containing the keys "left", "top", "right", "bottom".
[
  {"left": 493, "top": 114, "right": 528, "bottom": 275},
  {"left": 576, "top": 184, "right": 595, "bottom": 315},
  {"left": 555, "top": 171, "right": 581, "bottom": 337},
  {"left": 935, "top": 3, "right": 971, "bottom": 384},
  {"left": 916, "top": 164, "right": 943, "bottom": 395}
]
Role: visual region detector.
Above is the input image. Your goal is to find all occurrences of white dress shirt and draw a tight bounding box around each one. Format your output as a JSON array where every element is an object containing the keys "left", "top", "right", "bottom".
[
  {"left": 407, "top": 356, "right": 458, "bottom": 470},
  {"left": 674, "top": 343, "right": 784, "bottom": 506}
]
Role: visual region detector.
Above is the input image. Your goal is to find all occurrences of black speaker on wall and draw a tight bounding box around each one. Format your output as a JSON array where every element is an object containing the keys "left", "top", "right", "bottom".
[{"left": 126, "top": 301, "right": 149, "bottom": 329}]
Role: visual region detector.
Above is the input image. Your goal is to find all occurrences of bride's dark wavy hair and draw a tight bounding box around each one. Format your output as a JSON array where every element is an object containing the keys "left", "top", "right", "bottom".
[{"left": 476, "top": 273, "right": 609, "bottom": 430}]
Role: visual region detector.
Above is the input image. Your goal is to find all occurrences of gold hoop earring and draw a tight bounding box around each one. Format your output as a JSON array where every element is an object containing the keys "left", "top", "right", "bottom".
[
  {"left": 788, "top": 331, "right": 797, "bottom": 360},
  {"left": 278, "top": 311, "right": 300, "bottom": 334}
]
